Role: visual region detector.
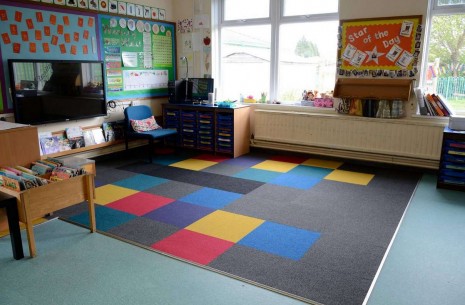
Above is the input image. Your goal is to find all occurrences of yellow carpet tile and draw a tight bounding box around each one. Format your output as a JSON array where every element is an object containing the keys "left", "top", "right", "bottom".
[
  {"left": 324, "top": 169, "right": 375, "bottom": 185},
  {"left": 186, "top": 210, "right": 265, "bottom": 243},
  {"left": 170, "top": 159, "right": 217, "bottom": 171},
  {"left": 252, "top": 160, "right": 298, "bottom": 173},
  {"left": 95, "top": 185, "right": 139, "bottom": 205}
]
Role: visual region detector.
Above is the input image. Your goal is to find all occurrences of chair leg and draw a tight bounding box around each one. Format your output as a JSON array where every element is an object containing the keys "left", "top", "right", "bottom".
[{"left": 149, "top": 139, "right": 154, "bottom": 163}]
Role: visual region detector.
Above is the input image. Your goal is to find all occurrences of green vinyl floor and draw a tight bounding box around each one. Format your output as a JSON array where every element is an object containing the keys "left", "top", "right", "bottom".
[{"left": 0, "top": 173, "right": 464, "bottom": 305}]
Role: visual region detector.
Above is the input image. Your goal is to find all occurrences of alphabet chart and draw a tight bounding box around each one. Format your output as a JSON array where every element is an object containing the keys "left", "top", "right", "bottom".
[{"left": 338, "top": 16, "right": 422, "bottom": 78}]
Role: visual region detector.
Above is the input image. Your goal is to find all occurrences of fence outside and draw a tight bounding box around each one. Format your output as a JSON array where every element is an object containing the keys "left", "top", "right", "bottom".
[{"left": 437, "top": 77, "right": 465, "bottom": 99}]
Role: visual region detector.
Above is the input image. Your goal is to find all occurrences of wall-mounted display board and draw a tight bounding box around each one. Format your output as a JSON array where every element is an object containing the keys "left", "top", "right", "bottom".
[
  {"left": 99, "top": 15, "right": 176, "bottom": 100},
  {"left": 0, "top": 1, "right": 99, "bottom": 112},
  {"left": 0, "top": 1, "right": 176, "bottom": 114},
  {"left": 337, "top": 15, "right": 422, "bottom": 79}
]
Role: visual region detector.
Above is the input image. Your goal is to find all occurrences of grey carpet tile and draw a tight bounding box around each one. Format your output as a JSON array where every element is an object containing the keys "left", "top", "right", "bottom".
[
  {"left": 106, "top": 217, "right": 179, "bottom": 247},
  {"left": 201, "top": 163, "right": 247, "bottom": 176},
  {"left": 144, "top": 181, "right": 203, "bottom": 199}
]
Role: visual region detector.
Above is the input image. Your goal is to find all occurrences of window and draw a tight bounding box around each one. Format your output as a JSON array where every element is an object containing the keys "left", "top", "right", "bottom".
[
  {"left": 215, "top": 0, "right": 339, "bottom": 105},
  {"left": 424, "top": 0, "right": 465, "bottom": 114}
]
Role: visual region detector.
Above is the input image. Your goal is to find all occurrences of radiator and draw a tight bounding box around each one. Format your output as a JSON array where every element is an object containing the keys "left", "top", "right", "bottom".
[{"left": 252, "top": 109, "right": 445, "bottom": 169}]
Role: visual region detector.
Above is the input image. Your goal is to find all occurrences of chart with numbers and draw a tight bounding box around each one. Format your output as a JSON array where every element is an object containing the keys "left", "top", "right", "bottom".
[{"left": 153, "top": 35, "right": 173, "bottom": 67}]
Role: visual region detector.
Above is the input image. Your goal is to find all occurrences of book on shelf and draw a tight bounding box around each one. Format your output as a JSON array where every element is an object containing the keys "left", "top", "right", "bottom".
[
  {"left": 433, "top": 94, "right": 454, "bottom": 116},
  {"left": 57, "top": 135, "right": 73, "bottom": 152},
  {"left": 431, "top": 94, "right": 449, "bottom": 116},
  {"left": 420, "top": 92, "right": 455, "bottom": 117},
  {"left": 425, "top": 93, "right": 445, "bottom": 116},
  {"left": 65, "top": 126, "right": 83, "bottom": 139},
  {"left": 102, "top": 122, "right": 115, "bottom": 142},
  {"left": 82, "top": 130, "right": 96, "bottom": 146},
  {"left": 423, "top": 95, "right": 436, "bottom": 116},
  {"left": 39, "top": 136, "right": 61, "bottom": 155},
  {"left": 92, "top": 128, "right": 106, "bottom": 144},
  {"left": 38, "top": 131, "right": 53, "bottom": 155}
]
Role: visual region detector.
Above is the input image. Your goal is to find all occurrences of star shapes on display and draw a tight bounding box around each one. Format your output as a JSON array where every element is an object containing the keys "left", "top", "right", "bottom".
[{"left": 365, "top": 47, "right": 385, "bottom": 64}]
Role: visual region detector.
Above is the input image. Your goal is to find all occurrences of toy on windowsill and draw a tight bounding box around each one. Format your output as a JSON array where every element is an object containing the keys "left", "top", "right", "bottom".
[
  {"left": 243, "top": 95, "right": 256, "bottom": 103},
  {"left": 302, "top": 90, "right": 334, "bottom": 107},
  {"left": 302, "top": 90, "right": 319, "bottom": 101}
]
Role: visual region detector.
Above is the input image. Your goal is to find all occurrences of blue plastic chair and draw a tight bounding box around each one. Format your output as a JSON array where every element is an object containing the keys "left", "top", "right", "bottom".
[{"left": 123, "top": 105, "right": 177, "bottom": 162}]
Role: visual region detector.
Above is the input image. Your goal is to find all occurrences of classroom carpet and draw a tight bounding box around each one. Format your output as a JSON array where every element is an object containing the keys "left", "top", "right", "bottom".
[{"left": 55, "top": 150, "right": 421, "bottom": 305}]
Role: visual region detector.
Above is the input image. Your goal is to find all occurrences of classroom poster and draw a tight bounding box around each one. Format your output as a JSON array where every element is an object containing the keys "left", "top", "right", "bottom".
[
  {"left": 338, "top": 16, "right": 422, "bottom": 78},
  {"left": 99, "top": 15, "right": 175, "bottom": 99}
]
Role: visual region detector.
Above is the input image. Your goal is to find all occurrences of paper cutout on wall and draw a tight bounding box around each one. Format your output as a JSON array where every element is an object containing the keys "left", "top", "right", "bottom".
[
  {"left": 1, "top": 33, "right": 10, "bottom": 44},
  {"left": 36, "top": 12, "right": 43, "bottom": 22}
]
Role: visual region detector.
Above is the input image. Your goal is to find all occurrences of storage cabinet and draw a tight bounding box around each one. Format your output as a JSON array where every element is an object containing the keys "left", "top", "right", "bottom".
[
  {"left": 437, "top": 127, "right": 465, "bottom": 192},
  {"left": 163, "top": 104, "right": 250, "bottom": 157}
]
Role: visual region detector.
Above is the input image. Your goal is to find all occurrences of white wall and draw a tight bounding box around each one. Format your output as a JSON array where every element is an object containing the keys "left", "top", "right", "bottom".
[{"left": 339, "top": 0, "right": 429, "bottom": 20}]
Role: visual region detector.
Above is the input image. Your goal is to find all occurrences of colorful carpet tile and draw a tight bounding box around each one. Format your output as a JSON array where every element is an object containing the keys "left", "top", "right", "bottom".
[{"left": 56, "top": 150, "right": 421, "bottom": 305}]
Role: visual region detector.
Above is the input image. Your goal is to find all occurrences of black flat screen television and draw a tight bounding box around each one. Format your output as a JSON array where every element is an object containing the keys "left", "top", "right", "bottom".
[{"left": 8, "top": 59, "right": 107, "bottom": 125}]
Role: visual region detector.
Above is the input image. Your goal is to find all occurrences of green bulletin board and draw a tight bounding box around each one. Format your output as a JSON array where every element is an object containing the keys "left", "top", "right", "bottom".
[{"left": 99, "top": 15, "right": 176, "bottom": 100}]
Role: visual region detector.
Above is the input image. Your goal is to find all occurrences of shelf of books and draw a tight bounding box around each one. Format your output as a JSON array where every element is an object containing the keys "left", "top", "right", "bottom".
[
  {"left": 38, "top": 121, "right": 125, "bottom": 158},
  {"left": 1, "top": 160, "right": 96, "bottom": 258},
  {"left": 415, "top": 88, "right": 453, "bottom": 117}
]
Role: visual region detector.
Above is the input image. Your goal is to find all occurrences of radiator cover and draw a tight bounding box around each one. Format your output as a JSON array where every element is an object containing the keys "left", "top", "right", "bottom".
[{"left": 252, "top": 110, "right": 444, "bottom": 169}]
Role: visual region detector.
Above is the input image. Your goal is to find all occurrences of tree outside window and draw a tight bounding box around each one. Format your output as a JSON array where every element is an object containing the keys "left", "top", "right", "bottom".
[{"left": 426, "top": 1, "right": 465, "bottom": 114}]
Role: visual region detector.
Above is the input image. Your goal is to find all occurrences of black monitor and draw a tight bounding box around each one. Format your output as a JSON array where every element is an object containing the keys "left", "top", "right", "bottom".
[{"left": 188, "top": 78, "right": 214, "bottom": 102}]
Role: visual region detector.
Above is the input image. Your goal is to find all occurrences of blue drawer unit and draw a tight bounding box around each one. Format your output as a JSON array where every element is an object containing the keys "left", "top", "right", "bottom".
[
  {"left": 162, "top": 104, "right": 250, "bottom": 157},
  {"left": 197, "top": 111, "right": 214, "bottom": 151},
  {"left": 181, "top": 110, "right": 197, "bottom": 148},
  {"left": 164, "top": 109, "right": 181, "bottom": 146},
  {"left": 216, "top": 113, "right": 234, "bottom": 154},
  {"left": 437, "top": 127, "right": 465, "bottom": 192}
]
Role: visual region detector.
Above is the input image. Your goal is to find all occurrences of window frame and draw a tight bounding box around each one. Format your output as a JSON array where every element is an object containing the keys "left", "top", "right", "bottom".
[
  {"left": 213, "top": 0, "right": 339, "bottom": 104},
  {"left": 422, "top": 0, "right": 465, "bottom": 114}
]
